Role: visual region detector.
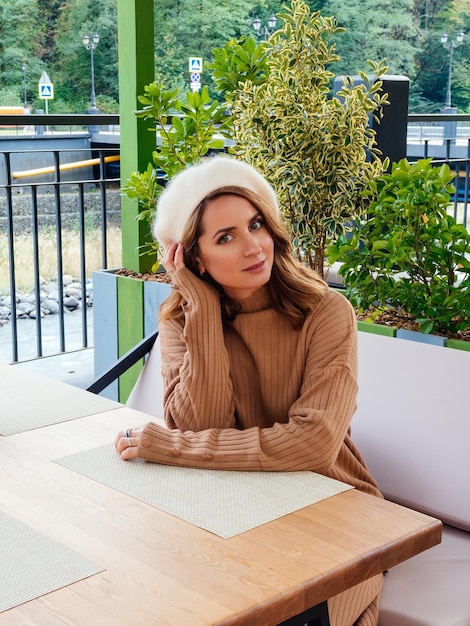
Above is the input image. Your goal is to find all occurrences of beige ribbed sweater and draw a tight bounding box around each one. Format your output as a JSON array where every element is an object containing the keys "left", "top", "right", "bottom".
[{"left": 139, "top": 269, "right": 381, "bottom": 500}]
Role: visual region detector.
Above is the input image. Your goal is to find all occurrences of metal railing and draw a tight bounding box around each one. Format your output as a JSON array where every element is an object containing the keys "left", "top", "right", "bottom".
[
  {"left": 0, "top": 113, "right": 469, "bottom": 367},
  {"left": 0, "top": 113, "right": 120, "bottom": 135},
  {"left": 0, "top": 114, "right": 119, "bottom": 363},
  {"left": 406, "top": 114, "right": 470, "bottom": 226},
  {"left": 407, "top": 113, "right": 470, "bottom": 145}
]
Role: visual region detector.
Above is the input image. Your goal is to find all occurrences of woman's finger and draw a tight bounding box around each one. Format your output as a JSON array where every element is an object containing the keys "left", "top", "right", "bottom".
[
  {"left": 162, "top": 242, "right": 176, "bottom": 270},
  {"left": 163, "top": 241, "right": 185, "bottom": 273},
  {"left": 119, "top": 444, "right": 139, "bottom": 460},
  {"left": 173, "top": 242, "right": 185, "bottom": 270},
  {"left": 115, "top": 426, "right": 146, "bottom": 460}
]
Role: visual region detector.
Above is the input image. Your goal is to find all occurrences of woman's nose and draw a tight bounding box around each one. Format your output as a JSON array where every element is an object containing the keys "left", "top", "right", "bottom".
[{"left": 244, "top": 234, "right": 262, "bottom": 255}]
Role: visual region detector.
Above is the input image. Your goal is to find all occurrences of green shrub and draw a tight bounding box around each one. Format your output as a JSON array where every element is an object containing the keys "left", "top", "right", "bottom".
[{"left": 329, "top": 158, "right": 470, "bottom": 334}]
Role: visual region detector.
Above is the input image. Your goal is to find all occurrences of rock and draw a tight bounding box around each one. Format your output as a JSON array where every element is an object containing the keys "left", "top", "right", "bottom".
[
  {"left": 0, "top": 306, "right": 11, "bottom": 319},
  {"left": 17, "top": 302, "right": 35, "bottom": 316},
  {"left": 47, "top": 289, "right": 60, "bottom": 301},
  {"left": 0, "top": 276, "right": 92, "bottom": 323},
  {"left": 64, "top": 295, "right": 80, "bottom": 310},
  {"left": 42, "top": 299, "right": 60, "bottom": 314}
]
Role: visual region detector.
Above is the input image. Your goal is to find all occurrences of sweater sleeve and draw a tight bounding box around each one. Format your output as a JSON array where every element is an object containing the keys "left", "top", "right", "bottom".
[
  {"left": 159, "top": 268, "right": 236, "bottom": 431},
  {"left": 139, "top": 290, "right": 359, "bottom": 474}
]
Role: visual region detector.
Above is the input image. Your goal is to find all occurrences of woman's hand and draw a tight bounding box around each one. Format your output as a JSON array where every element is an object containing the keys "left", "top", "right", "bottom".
[
  {"left": 114, "top": 426, "right": 146, "bottom": 461},
  {"left": 162, "top": 241, "right": 185, "bottom": 275}
]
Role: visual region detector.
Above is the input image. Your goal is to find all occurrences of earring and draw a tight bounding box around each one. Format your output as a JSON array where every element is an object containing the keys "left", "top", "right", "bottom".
[{"left": 200, "top": 269, "right": 205, "bottom": 277}]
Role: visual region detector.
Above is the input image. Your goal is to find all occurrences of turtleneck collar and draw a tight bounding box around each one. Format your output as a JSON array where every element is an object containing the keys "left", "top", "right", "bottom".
[{"left": 231, "top": 285, "right": 273, "bottom": 314}]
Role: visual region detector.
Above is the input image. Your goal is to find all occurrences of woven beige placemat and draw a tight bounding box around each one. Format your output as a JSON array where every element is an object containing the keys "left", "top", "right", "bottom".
[
  {"left": 0, "top": 367, "right": 120, "bottom": 435},
  {"left": 0, "top": 509, "right": 104, "bottom": 612},
  {"left": 55, "top": 444, "right": 353, "bottom": 539}
]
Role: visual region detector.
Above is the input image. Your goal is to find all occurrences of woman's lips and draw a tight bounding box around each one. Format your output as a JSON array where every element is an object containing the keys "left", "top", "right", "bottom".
[{"left": 243, "top": 259, "right": 266, "bottom": 272}]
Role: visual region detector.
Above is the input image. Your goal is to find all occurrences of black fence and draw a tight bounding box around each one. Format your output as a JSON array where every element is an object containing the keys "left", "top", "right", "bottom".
[{"left": 0, "top": 114, "right": 119, "bottom": 363}]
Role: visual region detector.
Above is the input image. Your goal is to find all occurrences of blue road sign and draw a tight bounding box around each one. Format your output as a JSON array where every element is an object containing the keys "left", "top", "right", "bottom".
[
  {"left": 39, "top": 84, "right": 54, "bottom": 99},
  {"left": 189, "top": 57, "right": 203, "bottom": 72}
]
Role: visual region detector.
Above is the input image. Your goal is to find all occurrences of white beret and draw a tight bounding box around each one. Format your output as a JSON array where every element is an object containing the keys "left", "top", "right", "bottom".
[{"left": 153, "top": 155, "right": 278, "bottom": 245}]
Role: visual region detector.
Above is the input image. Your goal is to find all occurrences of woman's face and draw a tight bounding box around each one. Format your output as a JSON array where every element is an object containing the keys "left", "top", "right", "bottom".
[{"left": 196, "top": 194, "right": 274, "bottom": 300}]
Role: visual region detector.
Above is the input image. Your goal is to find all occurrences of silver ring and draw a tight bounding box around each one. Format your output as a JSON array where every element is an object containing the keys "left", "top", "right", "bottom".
[
  {"left": 127, "top": 437, "right": 132, "bottom": 447},
  {"left": 125, "top": 428, "right": 132, "bottom": 438}
]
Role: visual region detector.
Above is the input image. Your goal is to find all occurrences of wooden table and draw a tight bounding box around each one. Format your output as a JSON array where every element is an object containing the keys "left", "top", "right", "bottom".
[{"left": 0, "top": 366, "right": 442, "bottom": 626}]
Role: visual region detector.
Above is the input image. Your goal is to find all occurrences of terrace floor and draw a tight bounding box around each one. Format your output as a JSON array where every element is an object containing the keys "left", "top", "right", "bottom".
[{"left": 0, "top": 312, "right": 94, "bottom": 389}]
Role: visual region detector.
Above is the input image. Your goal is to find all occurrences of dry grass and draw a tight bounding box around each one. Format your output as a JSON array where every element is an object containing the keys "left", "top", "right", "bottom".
[{"left": 0, "top": 226, "right": 122, "bottom": 292}]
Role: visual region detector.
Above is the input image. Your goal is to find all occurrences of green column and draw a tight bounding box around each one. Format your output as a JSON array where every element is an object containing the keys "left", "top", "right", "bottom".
[
  {"left": 116, "top": 0, "right": 155, "bottom": 401},
  {"left": 118, "top": 0, "right": 155, "bottom": 273}
]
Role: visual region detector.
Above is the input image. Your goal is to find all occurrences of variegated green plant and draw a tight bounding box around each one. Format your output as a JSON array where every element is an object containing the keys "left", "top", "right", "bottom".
[{"left": 212, "top": 0, "right": 389, "bottom": 277}]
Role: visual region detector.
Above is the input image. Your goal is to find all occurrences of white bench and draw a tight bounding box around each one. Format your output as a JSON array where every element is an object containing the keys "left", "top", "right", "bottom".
[{"left": 353, "top": 332, "right": 470, "bottom": 625}]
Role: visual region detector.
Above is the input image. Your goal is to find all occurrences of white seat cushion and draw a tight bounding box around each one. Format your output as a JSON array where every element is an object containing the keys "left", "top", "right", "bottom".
[
  {"left": 353, "top": 332, "right": 470, "bottom": 531},
  {"left": 379, "top": 525, "right": 470, "bottom": 626},
  {"left": 126, "top": 336, "right": 164, "bottom": 418}
]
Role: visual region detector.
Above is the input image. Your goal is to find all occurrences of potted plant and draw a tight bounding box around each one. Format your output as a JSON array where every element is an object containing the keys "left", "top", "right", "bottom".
[
  {"left": 328, "top": 157, "right": 470, "bottom": 350},
  {"left": 209, "top": 0, "right": 389, "bottom": 278}
]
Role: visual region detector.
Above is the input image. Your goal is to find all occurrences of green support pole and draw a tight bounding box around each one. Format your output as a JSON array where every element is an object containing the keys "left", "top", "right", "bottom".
[
  {"left": 117, "top": 0, "right": 155, "bottom": 273},
  {"left": 116, "top": 0, "right": 155, "bottom": 400}
]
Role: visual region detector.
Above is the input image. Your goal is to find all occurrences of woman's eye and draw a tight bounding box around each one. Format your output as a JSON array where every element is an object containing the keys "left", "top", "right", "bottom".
[
  {"left": 250, "top": 219, "right": 263, "bottom": 231},
  {"left": 218, "top": 233, "right": 233, "bottom": 244}
]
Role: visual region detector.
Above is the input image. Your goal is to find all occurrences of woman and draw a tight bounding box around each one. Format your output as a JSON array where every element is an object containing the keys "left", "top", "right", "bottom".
[{"left": 115, "top": 156, "right": 383, "bottom": 625}]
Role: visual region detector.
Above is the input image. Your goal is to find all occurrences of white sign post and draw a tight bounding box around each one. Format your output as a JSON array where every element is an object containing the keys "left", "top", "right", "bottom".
[{"left": 38, "top": 71, "right": 54, "bottom": 114}]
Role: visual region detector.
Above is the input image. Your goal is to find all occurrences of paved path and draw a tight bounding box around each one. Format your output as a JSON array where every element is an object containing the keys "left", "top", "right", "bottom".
[{"left": 0, "top": 312, "right": 94, "bottom": 389}]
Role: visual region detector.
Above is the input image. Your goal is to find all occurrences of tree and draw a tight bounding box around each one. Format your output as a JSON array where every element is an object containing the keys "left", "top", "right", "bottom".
[
  {"left": 51, "top": 0, "right": 118, "bottom": 111},
  {"left": 414, "top": 0, "right": 453, "bottom": 29},
  {"left": 122, "top": 83, "right": 230, "bottom": 267},
  {"left": 320, "top": 0, "right": 470, "bottom": 113},
  {"left": 0, "top": 0, "right": 43, "bottom": 96},
  {"left": 153, "top": 0, "right": 255, "bottom": 94},
  {"left": 412, "top": 0, "right": 470, "bottom": 111},
  {"left": 0, "top": 0, "right": 467, "bottom": 113},
  {"left": 36, "top": 0, "right": 62, "bottom": 64},
  {"left": 322, "top": 0, "right": 419, "bottom": 78}
]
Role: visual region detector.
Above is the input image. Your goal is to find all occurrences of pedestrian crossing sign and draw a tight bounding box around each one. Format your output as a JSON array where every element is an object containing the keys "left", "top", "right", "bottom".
[
  {"left": 39, "top": 84, "right": 54, "bottom": 99},
  {"left": 38, "top": 71, "right": 54, "bottom": 99},
  {"left": 189, "top": 57, "right": 203, "bottom": 73}
]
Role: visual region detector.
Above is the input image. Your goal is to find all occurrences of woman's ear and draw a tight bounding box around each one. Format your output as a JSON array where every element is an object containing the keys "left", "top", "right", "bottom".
[{"left": 195, "top": 257, "right": 206, "bottom": 277}]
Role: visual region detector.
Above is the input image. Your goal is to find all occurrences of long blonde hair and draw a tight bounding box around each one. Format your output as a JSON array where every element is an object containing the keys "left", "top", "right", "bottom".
[{"left": 159, "top": 187, "right": 327, "bottom": 329}]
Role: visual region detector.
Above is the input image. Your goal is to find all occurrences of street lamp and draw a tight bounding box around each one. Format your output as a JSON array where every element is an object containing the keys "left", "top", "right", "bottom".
[
  {"left": 22, "top": 63, "right": 27, "bottom": 108},
  {"left": 252, "top": 15, "right": 277, "bottom": 40},
  {"left": 82, "top": 33, "right": 100, "bottom": 114},
  {"left": 440, "top": 30, "right": 464, "bottom": 109}
]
